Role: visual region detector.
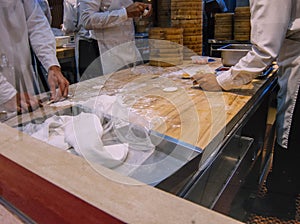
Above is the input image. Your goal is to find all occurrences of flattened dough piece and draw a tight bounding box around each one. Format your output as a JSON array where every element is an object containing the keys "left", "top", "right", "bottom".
[{"left": 163, "top": 87, "right": 178, "bottom": 92}]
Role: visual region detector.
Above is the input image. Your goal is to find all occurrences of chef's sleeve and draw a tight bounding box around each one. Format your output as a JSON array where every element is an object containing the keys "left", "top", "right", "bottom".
[
  {"left": 217, "top": 0, "right": 291, "bottom": 90},
  {"left": 23, "top": 0, "right": 60, "bottom": 72},
  {"left": 80, "top": 0, "right": 128, "bottom": 30}
]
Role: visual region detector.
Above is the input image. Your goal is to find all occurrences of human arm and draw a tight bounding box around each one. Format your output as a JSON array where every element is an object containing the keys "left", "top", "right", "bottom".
[
  {"left": 2, "top": 93, "right": 41, "bottom": 113},
  {"left": 47, "top": 66, "right": 69, "bottom": 101},
  {"left": 192, "top": 72, "right": 222, "bottom": 92},
  {"left": 24, "top": 0, "right": 69, "bottom": 100},
  {"left": 24, "top": 0, "right": 59, "bottom": 71},
  {"left": 80, "top": 0, "right": 149, "bottom": 30},
  {"left": 125, "top": 2, "right": 151, "bottom": 18},
  {"left": 215, "top": 0, "right": 291, "bottom": 91},
  {"left": 0, "top": 75, "right": 40, "bottom": 113}
]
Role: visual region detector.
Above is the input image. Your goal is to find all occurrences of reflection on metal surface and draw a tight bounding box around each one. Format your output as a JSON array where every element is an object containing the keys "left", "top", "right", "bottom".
[
  {"left": 183, "top": 136, "right": 254, "bottom": 208},
  {"left": 15, "top": 105, "right": 203, "bottom": 187}
]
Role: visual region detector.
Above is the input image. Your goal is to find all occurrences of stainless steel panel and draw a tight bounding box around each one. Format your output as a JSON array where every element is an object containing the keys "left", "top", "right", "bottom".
[{"left": 183, "top": 135, "right": 254, "bottom": 208}]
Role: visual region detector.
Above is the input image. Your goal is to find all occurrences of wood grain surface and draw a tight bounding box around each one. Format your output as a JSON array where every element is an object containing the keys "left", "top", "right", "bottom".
[
  {"left": 0, "top": 59, "right": 275, "bottom": 224},
  {"left": 4, "top": 60, "right": 275, "bottom": 152}
]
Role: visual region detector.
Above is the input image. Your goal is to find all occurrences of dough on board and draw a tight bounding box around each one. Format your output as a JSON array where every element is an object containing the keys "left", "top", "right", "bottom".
[{"left": 163, "top": 87, "right": 178, "bottom": 92}]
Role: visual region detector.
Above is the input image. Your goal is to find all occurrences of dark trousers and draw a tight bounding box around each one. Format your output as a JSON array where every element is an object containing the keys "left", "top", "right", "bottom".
[
  {"left": 78, "top": 39, "right": 102, "bottom": 78},
  {"left": 267, "top": 84, "right": 300, "bottom": 196}
]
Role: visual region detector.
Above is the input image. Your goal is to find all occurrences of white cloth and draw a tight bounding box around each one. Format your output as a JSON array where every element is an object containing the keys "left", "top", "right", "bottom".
[
  {"left": 83, "top": 95, "right": 155, "bottom": 151},
  {"left": 82, "top": 95, "right": 143, "bottom": 125},
  {"left": 64, "top": 112, "right": 128, "bottom": 168},
  {"left": 80, "top": 0, "right": 142, "bottom": 74},
  {"left": 216, "top": 0, "right": 300, "bottom": 148},
  {"left": 30, "top": 115, "right": 71, "bottom": 150},
  {"left": 83, "top": 95, "right": 117, "bottom": 118},
  {"left": 0, "top": 0, "right": 59, "bottom": 102},
  {"left": 22, "top": 94, "right": 155, "bottom": 167},
  {"left": 24, "top": 112, "right": 129, "bottom": 168}
]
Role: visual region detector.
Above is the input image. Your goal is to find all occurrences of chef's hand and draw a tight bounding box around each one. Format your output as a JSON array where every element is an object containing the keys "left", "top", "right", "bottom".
[
  {"left": 126, "top": 2, "right": 151, "bottom": 18},
  {"left": 192, "top": 72, "right": 222, "bottom": 92},
  {"left": 3, "top": 93, "right": 41, "bottom": 113},
  {"left": 47, "top": 65, "right": 69, "bottom": 101},
  {"left": 142, "top": 4, "right": 152, "bottom": 18}
]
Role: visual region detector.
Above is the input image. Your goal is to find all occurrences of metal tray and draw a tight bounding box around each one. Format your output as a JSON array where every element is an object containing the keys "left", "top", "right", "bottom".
[{"left": 217, "top": 44, "right": 252, "bottom": 66}]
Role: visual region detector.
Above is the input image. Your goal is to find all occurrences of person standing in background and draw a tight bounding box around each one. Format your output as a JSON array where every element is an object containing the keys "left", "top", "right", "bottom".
[
  {"left": 33, "top": 0, "right": 52, "bottom": 93},
  {"left": 80, "top": 0, "right": 152, "bottom": 75},
  {"left": 0, "top": 0, "right": 69, "bottom": 113},
  {"left": 193, "top": 0, "right": 300, "bottom": 220},
  {"left": 62, "top": 0, "right": 100, "bottom": 80}
]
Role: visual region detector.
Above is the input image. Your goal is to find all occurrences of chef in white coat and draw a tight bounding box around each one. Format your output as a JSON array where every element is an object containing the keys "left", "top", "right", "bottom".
[
  {"left": 79, "top": 0, "right": 151, "bottom": 75},
  {"left": 62, "top": 0, "right": 100, "bottom": 80},
  {"left": 0, "top": 0, "right": 69, "bottom": 113},
  {"left": 193, "top": 0, "right": 300, "bottom": 219}
]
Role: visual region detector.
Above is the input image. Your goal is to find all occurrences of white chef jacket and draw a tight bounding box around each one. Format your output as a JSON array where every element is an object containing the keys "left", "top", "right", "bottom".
[
  {"left": 216, "top": 0, "right": 300, "bottom": 148},
  {"left": 62, "top": 0, "right": 93, "bottom": 80},
  {"left": 62, "top": 0, "right": 91, "bottom": 40},
  {"left": 0, "top": 0, "right": 59, "bottom": 104},
  {"left": 80, "top": 0, "right": 141, "bottom": 74},
  {"left": 62, "top": 0, "right": 79, "bottom": 35}
]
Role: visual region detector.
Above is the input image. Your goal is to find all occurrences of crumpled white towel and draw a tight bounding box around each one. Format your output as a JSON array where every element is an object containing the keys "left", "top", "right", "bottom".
[
  {"left": 24, "top": 115, "right": 71, "bottom": 150},
  {"left": 23, "top": 112, "right": 128, "bottom": 168},
  {"left": 83, "top": 95, "right": 143, "bottom": 122},
  {"left": 83, "top": 95, "right": 155, "bottom": 151},
  {"left": 64, "top": 112, "right": 128, "bottom": 168},
  {"left": 83, "top": 95, "right": 117, "bottom": 118}
]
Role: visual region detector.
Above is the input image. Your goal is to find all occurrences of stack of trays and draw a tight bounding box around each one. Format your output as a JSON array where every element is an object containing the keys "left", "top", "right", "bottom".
[
  {"left": 149, "top": 27, "right": 184, "bottom": 67},
  {"left": 234, "top": 6, "right": 251, "bottom": 41},
  {"left": 214, "top": 13, "right": 234, "bottom": 40},
  {"left": 156, "top": 0, "right": 171, "bottom": 27},
  {"left": 171, "top": 0, "right": 203, "bottom": 58}
]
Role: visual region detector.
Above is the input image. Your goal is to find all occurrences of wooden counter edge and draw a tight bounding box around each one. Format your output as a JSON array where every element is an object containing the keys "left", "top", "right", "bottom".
[{"left": 0, "top": 123, "right": 243, "bottom": 224}]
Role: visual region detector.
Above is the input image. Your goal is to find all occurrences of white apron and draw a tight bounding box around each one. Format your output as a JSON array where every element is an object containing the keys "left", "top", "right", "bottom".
[
  {"left": 0, "top": 0, "right": 35, "bottom": 94},
  {"left": 80, "top": 0, "right": 142, "bottom": 75}
]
